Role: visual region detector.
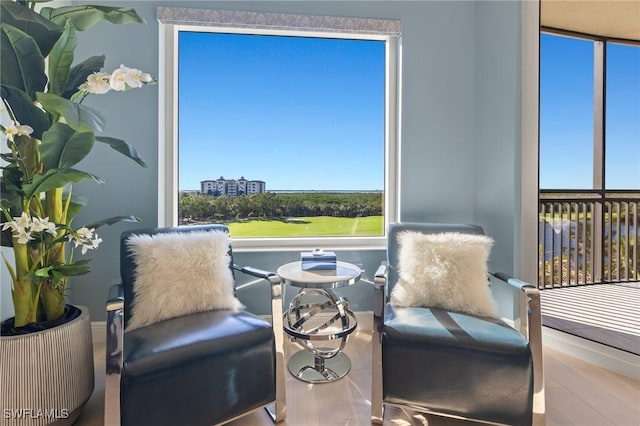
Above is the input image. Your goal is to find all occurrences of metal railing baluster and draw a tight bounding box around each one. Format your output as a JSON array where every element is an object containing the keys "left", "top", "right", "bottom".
[{"left": 538, "top": 190, "right": 639, "bottom": 289}]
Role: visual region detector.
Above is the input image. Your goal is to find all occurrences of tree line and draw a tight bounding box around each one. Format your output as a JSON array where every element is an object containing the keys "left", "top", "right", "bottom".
[{"left": 179, "top": 191, "right": 383, "bottom": 222}]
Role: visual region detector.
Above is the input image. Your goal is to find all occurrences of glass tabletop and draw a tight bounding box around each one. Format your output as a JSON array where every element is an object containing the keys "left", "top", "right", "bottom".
[{"left": 276, "top": 261, "right": 362, "bottom": 289}]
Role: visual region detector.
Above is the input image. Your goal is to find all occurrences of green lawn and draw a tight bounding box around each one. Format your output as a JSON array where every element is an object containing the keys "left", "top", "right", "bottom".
[{"left": 226, "top": 216, "right": 383, "bottom": 237}]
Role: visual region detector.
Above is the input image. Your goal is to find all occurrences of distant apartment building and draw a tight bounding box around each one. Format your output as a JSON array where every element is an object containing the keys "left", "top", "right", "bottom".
[{"left": 200, "top": 176, "right": 266, "bottom": 197}]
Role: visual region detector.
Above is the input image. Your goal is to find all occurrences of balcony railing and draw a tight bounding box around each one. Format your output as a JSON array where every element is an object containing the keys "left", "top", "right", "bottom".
[{"left": 538, "top": 190, "right": 640, "bottom": 288}]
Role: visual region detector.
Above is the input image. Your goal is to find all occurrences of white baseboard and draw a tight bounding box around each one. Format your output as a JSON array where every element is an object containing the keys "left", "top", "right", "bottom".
[
  {"left": 542, "top": 326, "right": 640, "bottom": 381},
  {"left": 91, "top": 321, "right": 106, "bottom": 345}
]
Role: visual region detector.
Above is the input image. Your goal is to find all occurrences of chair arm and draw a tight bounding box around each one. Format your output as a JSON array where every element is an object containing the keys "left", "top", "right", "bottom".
[
  {"left": 489, "top": 272, "right": 540, "bottom": 340},
  {"left": 107, "top": 283, "right": 124, "bottom": 307},
  {"left": 234, "top": 265, "right": 281, "bottom": 285},
  {"left": 374, "top": 262, "right": 388, "bottom": 288},
  {"left": 490, "top": 272, "right": 545, "bottom": 425},
  {"left": 492, "top": 272, "right": 535, "bottom": 291},
  {"left": 233, "top": 265, "right": 286, "bottom": 422},
  {"left": 372, "top": 262, "right": 388, "bottom": 319},
  {"left": 105, "top": 284, "right": 124, "bottom": 426}
]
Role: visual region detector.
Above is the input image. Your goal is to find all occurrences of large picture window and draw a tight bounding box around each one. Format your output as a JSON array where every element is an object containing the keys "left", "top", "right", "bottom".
[{"left": 158, "top": 8, "right": 401, "bottom": 250}]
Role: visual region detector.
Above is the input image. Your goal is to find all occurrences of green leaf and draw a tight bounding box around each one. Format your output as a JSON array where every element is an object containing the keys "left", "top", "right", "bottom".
[
  {"left": 47, "top": 21, "right": 76, "bottom": 96},
  {"left": 1, "top": 84, "right": 50, "bottom": 139},
  {"left": 62, "top": 55, "right": 104, "bottom": 99},
  {"left": 36, "top": 92, "right": 105, "bottom": 133},
  {"left": 0, "top": 153, "right": 14, "bottom": 163},
  {"left": 16, "top": 134, "right": 40, "bottom": 178},
  {"left": 22, "top": 168, "right": 103, "bottom": 200},
  {"left": 53, "top": 260, "right": 92, "bottom": 276},
  {"left": 1, "top": 165, "right": 23, "bottom": 197},
  {"left": 1, "top": 226, "right": 15, "bottom": 248},
  {"left": 34, "top": 266, "right": 53, "bottom": 278},
  {"left": 40, "top": 123, "right": 94, "bottom": 169},
  {"left": 1, "top": 251, "right": 16, "bottom": 281},
  {"left": 40, "top": 6, "right": 145, "bottom": 31},
  {"left": 1, "top": 23, "right": 47, "bottom": 100},
  {"left": 84, "top": 215, "right": 141, "bottom": 230},
  {"left": 0, "top": 166, "right": 23, "bottom": 222},
  {"left": 95, "top": 136, "right": 146, "bottom": 167},
  {"left": 0, "top": 2, "right": 63, "bottom": 58},
  {"left": 51, "top": 270, "right": 64, "bottom": 286},
  {"left": 63, "top": 193, "right": 87, "bottom": 222},
  {"left": 29, "top": 260, "right": 91, "bottom": 280}
]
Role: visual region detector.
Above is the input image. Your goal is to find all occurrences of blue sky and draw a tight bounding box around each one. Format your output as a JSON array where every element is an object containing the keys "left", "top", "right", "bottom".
[
  {"left": 540, "top": 33, "right": 640, "bottom": 190},
  {"left": 179, "top": 31, "right": 639, "bottom": 192},
  {"left": 178, "top": 32, "right": 385, "bottom": 191}
]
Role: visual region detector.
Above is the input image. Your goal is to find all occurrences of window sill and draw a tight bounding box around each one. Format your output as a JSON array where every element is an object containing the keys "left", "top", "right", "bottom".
[{"left": 230, "top": 236, "right": 387, "bottom": 252}]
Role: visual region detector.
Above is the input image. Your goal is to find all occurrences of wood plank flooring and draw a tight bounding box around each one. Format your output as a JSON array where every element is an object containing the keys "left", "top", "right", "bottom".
[
  {"left": 77, "top": 323, "right": 640, "bottom": 426},
  {"left": 540, "top": 283, "right": 640, "bottom": 354}
]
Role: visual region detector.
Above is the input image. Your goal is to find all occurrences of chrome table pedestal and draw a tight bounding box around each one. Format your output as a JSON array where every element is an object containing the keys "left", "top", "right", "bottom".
[{"left": 277, "top": 261, "right": 361, "bottom": 383}]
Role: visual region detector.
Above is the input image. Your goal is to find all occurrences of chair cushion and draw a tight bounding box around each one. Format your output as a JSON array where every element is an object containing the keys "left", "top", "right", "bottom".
[
  {"left": 383, "top": 304, "right": 533, "bottom": 426},
  {"left": 121, "top": 309, "right": 275, "bottom": 426},
  {"left": 390, "top": 231, "right": 497, "bottom": 319},
  {"left": 386, "top": 223, "right": 485, "bottom": 295},
  {"left": 125, "top": 229, "right": 243, "bottom": 331}
]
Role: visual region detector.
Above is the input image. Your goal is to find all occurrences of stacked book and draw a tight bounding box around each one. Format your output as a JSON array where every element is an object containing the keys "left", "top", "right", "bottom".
[{"left": 301, "top": 249, "right": 337, "bottom": 271}]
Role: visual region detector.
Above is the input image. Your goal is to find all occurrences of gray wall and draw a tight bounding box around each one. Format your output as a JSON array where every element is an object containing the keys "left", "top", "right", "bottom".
[
  {"left": 50, "top": 0, "right": 523, "bottom": 320},
  {"left": 474, "top": 1, "right": 522, "bottom": 315},
  {"left": 1, "top": 248, "right": 14, "bottom": 320}
]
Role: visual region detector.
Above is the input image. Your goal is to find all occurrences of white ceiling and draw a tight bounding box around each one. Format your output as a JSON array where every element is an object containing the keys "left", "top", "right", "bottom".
[{"left": 541, "top": 0, "right": 640, "bottom": 42}]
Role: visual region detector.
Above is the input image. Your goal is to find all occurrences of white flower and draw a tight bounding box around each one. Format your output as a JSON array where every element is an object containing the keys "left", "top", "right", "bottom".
[
  {"left": 109, "top": 65, "right": 151, "bottom": 91},
  {"left": 2, "top": 214, "right": 59, "bottom": 243},
  {"left": 4, "top": 123, "right": 33, "bottom": 142},
  {"left": 70, "top": 227, "right": 101, "bottom": 254},
  {"left": 13, "top": 212, "right": 32, "bottom": 231},
  {"left": 1, "top": 220, "right": 16, "bottom": 233},
  {"left": 75, "top": 227, "right": 94, "bottom": 241},
  {"left": 31, "top": 217, "right": 57, "bottom": 236},
  {"left": 86, "top": 236, "right": 103, "bottom": 253},
  {"left": 79, "top": 72, "right": 112, "bottom": 94},
  {"left": 3, "top": 213, "right": 34, "bottom": 243},
  {"left": 109, "top": 66, "right": 129, "bottom": 91},
  {"left": 15, "top": 229, "right": 34, "bottom": 245}
]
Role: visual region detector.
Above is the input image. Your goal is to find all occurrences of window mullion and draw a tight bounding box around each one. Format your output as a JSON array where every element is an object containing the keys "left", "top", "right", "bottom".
[
  {"left": 593, "top": 40, "right": 605, "bottom": 191},
  {"left": 592, "top": 40, "right": 605, "bottom": 282}
]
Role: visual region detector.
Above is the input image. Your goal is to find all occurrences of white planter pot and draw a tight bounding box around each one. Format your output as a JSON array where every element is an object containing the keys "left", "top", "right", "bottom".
[{"left": 0, "top": 305, "right": 94, "bottom": 426}]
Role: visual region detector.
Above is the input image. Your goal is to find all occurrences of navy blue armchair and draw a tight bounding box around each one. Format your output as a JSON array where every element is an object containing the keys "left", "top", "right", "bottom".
[
  {"left": 371, "top": 223, "right": 545, "bottom": 426},
  {"left": 105, "top": 225, "right": 286, "bottom": 426}
]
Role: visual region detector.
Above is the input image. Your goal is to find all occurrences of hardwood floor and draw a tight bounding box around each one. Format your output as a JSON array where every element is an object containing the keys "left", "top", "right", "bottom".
[
  {"left": 540, "top": 283, "right": 640, "bottom": 355},
  {"left": 77, "top": 325, "right": 640, "bottom": 426}
]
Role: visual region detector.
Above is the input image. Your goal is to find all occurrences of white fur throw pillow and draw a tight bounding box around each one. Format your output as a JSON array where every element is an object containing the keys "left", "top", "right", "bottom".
[
  {"left": 390, "top": 231, "right": 497, "bottom": 318},
  {"left": 126, "top": 230, "right": 244, "bottom": 331}
]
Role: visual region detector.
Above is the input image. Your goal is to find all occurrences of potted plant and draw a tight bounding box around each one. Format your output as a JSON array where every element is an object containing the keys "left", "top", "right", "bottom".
[{"left": 0, "top": 1, "right": 153, "bottom": 423}]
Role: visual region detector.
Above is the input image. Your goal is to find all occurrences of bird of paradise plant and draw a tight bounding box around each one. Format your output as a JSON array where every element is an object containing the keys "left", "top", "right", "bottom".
[{"left": 0, "top": 0, "right": 153, "bottom": 329}]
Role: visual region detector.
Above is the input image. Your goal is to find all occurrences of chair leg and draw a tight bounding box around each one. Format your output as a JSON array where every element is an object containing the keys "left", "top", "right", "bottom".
[
  {"left": 271, "top": 278, "right": 287, "bottom": 423},
  {"left": 526, "top": 288, "right": 546, "bottom": 426},
  {"left": 105, "top": 298, "right": 124, "bottom": 426},
  {"left": 371, "top": 314, "right": 383, "bottom": 424},
  {"left": 272, "top": 349, "right": 287, "bottom": 422}
]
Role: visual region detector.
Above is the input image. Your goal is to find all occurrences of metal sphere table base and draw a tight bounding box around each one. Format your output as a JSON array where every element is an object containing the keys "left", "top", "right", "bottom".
[
  {"left": 284, "top": 288, "right": 357, "bottom": 383},
  {"left": 287, "top": 350, "right": 352, "bottom": 383},
  {"left": 277, "top": 261, "right": 362, "bottom": 384}
]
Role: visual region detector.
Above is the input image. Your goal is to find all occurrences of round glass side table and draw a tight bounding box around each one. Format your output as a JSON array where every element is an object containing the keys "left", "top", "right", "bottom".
[{"left": 277, "top": 261, "right": 361, "bottom": 383}]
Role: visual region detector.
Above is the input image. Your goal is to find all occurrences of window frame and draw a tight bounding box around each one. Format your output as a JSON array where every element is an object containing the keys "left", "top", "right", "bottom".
[{"left": 158, "top": 7, "right": 402, "bottom": 251}]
